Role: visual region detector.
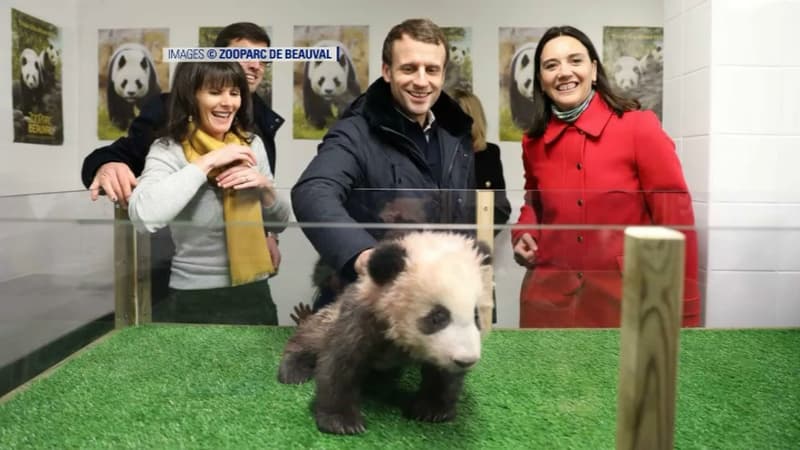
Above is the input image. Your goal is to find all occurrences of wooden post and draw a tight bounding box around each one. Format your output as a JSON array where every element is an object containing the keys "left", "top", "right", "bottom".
[
  {"left": 113, "top": 206, "right": 136, "bottom": 328},
  {"left": 135, "top": 231, "right": 152, "bottom": 324},
  {"left": 113, "top": 207, "right": 152, "bottom": 327},
  {"left": 616, "top": 226, "right": 685, "bottom": 450},
  {"left": 476, "top": 190, "right": 495, "bottom": 336}
]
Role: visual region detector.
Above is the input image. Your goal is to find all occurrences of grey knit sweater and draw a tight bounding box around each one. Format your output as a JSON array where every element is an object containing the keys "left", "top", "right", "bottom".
[{"left": 128, "top": 135, "right": 290, "bottom": 289}]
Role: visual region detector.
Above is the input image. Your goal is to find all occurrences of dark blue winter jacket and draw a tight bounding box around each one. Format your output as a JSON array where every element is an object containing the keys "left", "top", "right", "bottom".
[{"left": 292, "top": 78, "right": 476, "bottom": 277}]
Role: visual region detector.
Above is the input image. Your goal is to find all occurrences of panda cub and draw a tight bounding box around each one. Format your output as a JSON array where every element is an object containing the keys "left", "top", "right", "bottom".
[{"left": 278, "top": 232, "right": 490, "bottom": 435}]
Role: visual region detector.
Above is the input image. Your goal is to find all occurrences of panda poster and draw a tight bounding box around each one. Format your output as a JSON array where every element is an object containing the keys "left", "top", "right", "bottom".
[
  {"left": 498, "top": 27, "right": 547, "bottom": 142},
  {"left": 97, "top": 28, "right": 169, "bottom": 140},
  {"left": 11, "top": 8, "right": 63, "bottom": 145},
  {"left": 441, "top": 27, "right": 472, "bottom": 96},
  {"left": 293, "top": 25, "right": 369, "bottom": 140},
  {"left": 199, "top": 26, "right": 273, "bottom": 109},
  {"left": 603, "top": 26, "right": 664, "bottom": 120}
]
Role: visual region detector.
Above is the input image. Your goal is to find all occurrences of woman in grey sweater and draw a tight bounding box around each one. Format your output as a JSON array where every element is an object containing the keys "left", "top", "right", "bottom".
[{"left": 128, "top": 61, "right": 289, "bottom": 325}]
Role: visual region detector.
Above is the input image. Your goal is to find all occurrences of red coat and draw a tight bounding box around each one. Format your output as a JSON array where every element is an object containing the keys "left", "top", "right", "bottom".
[{"left": 511, "top": 95, "right": 700, "bottom": 328}]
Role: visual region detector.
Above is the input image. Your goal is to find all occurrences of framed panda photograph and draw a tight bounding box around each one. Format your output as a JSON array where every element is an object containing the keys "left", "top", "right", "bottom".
[
  {"left": 603, "top": 26, "right": 664, "bottom": 120},
  {"left": 498, "top": 26, "right": 547, "bottom": 142},
  {"left": 441, "top": 27, "right": 473, "bottom": 97},
  {"left": 292, "top": 25, "right": 369, "bottom": 140},
  {"left": 11, "top": 8, "right": 64, "bottom": 145},
  {"left": 199, "top": 26, "right": 273, "bottom": 109},
  {"left": 97, "top": 28, "right": 169, "bottom": 140}
]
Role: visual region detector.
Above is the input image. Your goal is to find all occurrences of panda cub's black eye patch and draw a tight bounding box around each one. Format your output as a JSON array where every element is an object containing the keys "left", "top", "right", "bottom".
[{"left": 418, "top": 304, "right": 451, "bottom": 335}]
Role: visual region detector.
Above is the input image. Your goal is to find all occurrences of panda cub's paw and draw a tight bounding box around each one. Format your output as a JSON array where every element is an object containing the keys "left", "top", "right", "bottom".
[
  {"left": 277, "top": 352, "right": 315, "bottom": 385},
  {"left": 406, "top": 397, "right": 457, "bottom": 423},
  {"left": 315, "top": 408, "right": 366, "bottom": 435}
]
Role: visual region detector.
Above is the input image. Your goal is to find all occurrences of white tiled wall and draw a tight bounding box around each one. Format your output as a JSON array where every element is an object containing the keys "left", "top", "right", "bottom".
[
  {"left": 662, "top": 76, "right": 682, "bottom": 137},
  {"left": 711, "top": 67, "right": 800, "bottom": 135},
  {"left": 682, "top": 1, "right": 711, "bottom": 74},
  {"left": 776, "top": 272, "right": 800, "bottom": 326},
  {"left": 712, "top": 0, "right": 800, "bottom": 67},
  {"left": 681, "top": 135, "right": 710, "bottom": 200},
  {"left": 690, "top": 0, "right": 800, "bottom": 327},
  {"left": 680, "top": 68, "right": 711, "bottom": 137},
  {"left": 706, "top": 270, "right": 779, "bottom": 327}
]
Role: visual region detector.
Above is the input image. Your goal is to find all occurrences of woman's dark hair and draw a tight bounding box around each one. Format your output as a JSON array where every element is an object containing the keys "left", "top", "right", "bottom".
[
  {"left": 214, "top": 22, "right": 270, "bottom": 47},
  {"left": 164, "top": 61, "right": 254, "bottom": 143},
  {"left": 527, "top": 25, "right": 639, "bottom": 137}
]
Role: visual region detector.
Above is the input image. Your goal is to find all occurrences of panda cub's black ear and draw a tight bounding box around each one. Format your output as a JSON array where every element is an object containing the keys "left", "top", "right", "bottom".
[
  {"left": 367, "top": 242, "right": 407, "bottom": 286},
  {"left": 474, "top": 240, "right": 493, "bottom": 266}
]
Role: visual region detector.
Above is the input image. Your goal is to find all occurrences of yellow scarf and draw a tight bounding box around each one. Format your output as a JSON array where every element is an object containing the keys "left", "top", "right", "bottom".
[{"left": 181, "top": 124, "right": 274, "bottom": 286}]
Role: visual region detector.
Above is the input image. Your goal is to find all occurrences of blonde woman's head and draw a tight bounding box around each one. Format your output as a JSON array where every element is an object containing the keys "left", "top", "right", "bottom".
[{"left": 452, "top": 89, "right": 487, "bottom": 151}]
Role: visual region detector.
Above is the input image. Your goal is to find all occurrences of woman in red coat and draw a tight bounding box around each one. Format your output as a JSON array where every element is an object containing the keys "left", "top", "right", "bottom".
[{"left": 511, "top": 26, "right": 700, "bottom": 328}]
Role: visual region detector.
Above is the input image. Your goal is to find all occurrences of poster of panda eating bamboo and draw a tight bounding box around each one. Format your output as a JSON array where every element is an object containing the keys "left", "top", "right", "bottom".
[
  {"left": 11, "top": 8, "right": 63, "bottom": 145},
  {"left": 278, "top": 231, "right": 491, "bottom": 435}
]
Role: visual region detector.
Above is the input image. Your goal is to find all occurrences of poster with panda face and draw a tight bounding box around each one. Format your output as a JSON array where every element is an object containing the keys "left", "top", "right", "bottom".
[
  {"left": 442, "top": 27, "right": 473, "bottom": 96},
  {"left": 293, "top": 25, "right": 369, "bottom": 140},
  {"left": 11, "top": 8, "right": 63, "bottom": 145},
  {"left": 603, "top": 27, "right": 664, "bottom": 120},
  {"left": 97, "top": 28, "right": 169, "bottom": 140},
  {"left": 498, "top": 27, "right": 548, "bottom": 142},
  {"left": 199, "top": 26, "right": 273, "bottom": 109}
]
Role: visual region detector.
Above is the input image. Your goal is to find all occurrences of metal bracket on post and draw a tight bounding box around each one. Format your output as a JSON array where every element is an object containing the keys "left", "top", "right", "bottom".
[{"left": 616, "top": 226, "right": 685, "bottom": 450}]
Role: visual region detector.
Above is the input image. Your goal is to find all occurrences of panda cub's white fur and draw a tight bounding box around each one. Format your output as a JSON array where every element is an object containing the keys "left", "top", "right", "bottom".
[{"left": 278, "top": 231, "right": 490, "bottom": 435}]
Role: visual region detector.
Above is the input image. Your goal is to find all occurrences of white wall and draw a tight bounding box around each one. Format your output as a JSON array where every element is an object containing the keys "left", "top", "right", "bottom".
[
  {"left": 0, "top": 1, "right": 113, "bottom": 283},
  {"left": 665, "top": 0, "right": 800, "bottom": 327},
  {"left": 0, "top": 0, "right": 80, "bottom": 194}
]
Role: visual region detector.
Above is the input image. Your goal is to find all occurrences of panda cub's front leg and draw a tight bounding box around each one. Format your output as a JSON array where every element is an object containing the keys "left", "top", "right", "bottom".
[
  {"left": 407, "top": 363, "right": 466, "bottom": 422},
  {"left": 313, "top": 302, "right": 382, "bottom": 435}
]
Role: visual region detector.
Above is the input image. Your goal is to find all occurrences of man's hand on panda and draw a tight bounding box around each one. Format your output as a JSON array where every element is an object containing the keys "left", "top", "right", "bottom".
[{"left": 354, "top": 248, "right": 374, "bottom": 275}]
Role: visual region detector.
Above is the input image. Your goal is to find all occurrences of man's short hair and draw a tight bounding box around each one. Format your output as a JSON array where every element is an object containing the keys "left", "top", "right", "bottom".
[
  {"left": 214, "top": 22, "right": 271, "bottom": 47},
  {"left": 381, "top": 18, "right": 448, "bottom": 68}
]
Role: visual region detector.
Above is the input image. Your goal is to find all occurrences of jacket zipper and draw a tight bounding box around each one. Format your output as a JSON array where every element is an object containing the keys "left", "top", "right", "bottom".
[
  {"left": 379, "top": 125, "right": 431, "bottom": 176},
  {"left": 380, "top": 125, "right": 463, "bottom": 186},
  {"left": 444, "top": 140, "right": 462, "bottom": 185}
]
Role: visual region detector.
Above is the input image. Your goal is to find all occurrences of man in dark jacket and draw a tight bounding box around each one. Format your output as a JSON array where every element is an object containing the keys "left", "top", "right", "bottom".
[
  {"left": 292, "top": 19, "right": 476, "bottom": 311},
  {"left": 82, "top": 23, "right": 285, "bottom": 308}
]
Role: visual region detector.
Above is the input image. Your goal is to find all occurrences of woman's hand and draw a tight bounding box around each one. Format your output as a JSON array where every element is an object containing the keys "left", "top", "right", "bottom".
[
  {"left": 215, "top": 163, "right": 278, "bottom": 207},
  {"left": 193, "top": 144, "right": 257, "bottom": 175},
  {"left": 513, "top": 233, "right": 538, "bottom": 268},
  {"left": 215, "top": 163, "right": 270, "bottom": 191}
]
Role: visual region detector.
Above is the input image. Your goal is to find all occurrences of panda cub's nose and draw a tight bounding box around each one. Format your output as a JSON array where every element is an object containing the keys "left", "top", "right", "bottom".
[{"left": 454, "top": 357, "right": 478, "bottom": 369}]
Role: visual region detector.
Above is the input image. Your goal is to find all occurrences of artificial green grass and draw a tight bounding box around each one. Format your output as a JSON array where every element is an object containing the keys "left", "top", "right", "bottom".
[{"left": 0, "top": 325, "right": 798, "bottom": 449}]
